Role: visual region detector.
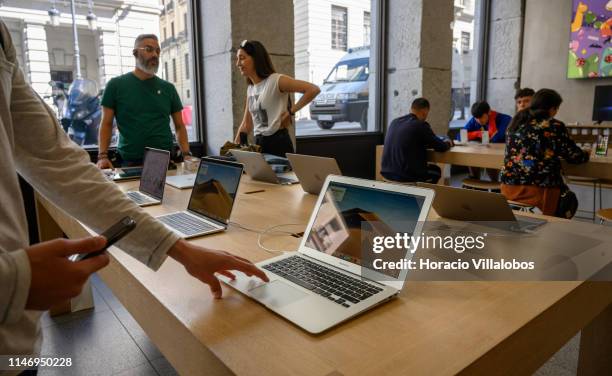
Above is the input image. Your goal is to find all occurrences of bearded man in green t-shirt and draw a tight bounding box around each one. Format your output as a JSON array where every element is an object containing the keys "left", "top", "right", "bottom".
[{"left": 97, "top": 34, "right": 191, "bottom": 168}]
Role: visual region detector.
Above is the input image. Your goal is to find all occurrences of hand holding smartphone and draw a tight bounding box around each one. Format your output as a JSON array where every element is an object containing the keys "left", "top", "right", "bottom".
[{"left": 71, "top": 216, "right": 137, "bottom": 262}]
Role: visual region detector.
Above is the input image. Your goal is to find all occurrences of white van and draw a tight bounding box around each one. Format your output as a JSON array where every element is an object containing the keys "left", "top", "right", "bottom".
[{"left": 309, "top": 47, "right": 370, "bottom": 130}]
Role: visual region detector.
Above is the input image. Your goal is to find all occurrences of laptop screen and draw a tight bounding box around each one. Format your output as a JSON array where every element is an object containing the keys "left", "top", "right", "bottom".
[
  {"left": 139, "top": 148, "right": 170, "bottom": 199},
  {"left": 304, "top": 181, "right": 425, "bottom": 278},
  {"left": 187, "top": 158, "right": 243, "bottom": 224}
]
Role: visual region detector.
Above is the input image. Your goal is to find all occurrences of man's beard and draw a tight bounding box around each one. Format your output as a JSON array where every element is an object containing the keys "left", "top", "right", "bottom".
[{"left": 136, "top": 56, "right": 159, "bottom": 75}]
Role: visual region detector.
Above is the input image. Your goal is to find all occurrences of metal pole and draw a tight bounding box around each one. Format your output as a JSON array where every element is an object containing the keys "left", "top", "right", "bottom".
[{"left": 70, "top": 0, "right": 82, "bottom": 78}]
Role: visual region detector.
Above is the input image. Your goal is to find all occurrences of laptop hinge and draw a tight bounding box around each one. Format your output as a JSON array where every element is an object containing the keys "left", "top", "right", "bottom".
[{"left": 187, "top": 210, "right": 227, "bottom": 229}]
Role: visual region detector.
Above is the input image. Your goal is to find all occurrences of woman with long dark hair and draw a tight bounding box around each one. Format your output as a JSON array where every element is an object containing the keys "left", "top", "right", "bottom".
[
  {"left": 234, "top": 40, "right": 320, "bottom": 157},
  {"left": 500, "top": 89, "right": 590, "bottom": 217}
]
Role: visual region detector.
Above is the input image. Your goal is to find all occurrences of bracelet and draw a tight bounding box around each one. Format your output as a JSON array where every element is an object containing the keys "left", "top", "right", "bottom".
[{"left": 97, "top": 152, "right": 108, "bottom": 160}]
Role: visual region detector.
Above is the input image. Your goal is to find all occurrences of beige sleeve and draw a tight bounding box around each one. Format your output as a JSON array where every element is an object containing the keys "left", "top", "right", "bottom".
[{"left": 1, "top": 22, "right": 180, "bottom": 271}]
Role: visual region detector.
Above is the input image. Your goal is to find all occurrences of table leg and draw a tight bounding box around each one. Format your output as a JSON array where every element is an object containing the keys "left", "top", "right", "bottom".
[
  {"left": 577, "top": 302, "right": 612, "bottom": 375},
  {"left": 436, "top": 163, "right": 450, "bottom": 185}
]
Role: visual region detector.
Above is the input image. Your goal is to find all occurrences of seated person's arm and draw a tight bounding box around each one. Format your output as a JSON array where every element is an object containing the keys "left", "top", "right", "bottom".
[
  {"left": 234, "top": 94, "right": 253, "bottom": 143},
  {"left": 554, "top": 123, "right": 590, "bottom": 164},
  {"left": 464, "top": 118, "right": 483, "bottom": 141},
  {"left": 171, "top": 111, "right": 190, "bottom": 156},
  {"left": 97, "top": 106, "right": 114, "bottom": 169},
  {"left": 423, "top": 124, "right": 451, "bottom": 152}
]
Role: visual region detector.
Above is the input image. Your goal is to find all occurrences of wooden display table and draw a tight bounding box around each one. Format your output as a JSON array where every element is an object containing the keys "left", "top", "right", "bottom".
[{"left": 36, "top": 176, "right": 612, "bottom": 376}]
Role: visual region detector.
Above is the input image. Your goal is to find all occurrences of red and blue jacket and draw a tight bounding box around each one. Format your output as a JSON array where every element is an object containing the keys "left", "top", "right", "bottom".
[{"left": 462, "top": 110, "right": 512, "bottom": 143}]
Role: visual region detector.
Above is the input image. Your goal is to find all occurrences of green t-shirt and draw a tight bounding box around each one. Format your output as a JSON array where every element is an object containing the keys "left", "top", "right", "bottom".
[{"left": 101, "top": 73, "right": 183, "bottom": 161}]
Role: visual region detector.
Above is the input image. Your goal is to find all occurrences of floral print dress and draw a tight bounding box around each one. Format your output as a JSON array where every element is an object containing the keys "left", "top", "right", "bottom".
[{"left": 500, "top": 118, "right": 589, "bottom": 187}]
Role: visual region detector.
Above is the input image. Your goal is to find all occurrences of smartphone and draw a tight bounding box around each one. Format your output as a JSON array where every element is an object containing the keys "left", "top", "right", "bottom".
[
  {"left": 596, "top": 135, "right": 609, "bottom": 156},
  {"left": 72, "top": 216, "right": 137, "bottom": 262}
]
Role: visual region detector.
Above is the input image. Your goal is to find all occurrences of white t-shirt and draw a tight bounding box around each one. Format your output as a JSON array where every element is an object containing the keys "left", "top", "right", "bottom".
[{"left": 247, "top": 73, "right": 289, "bottom": 136}]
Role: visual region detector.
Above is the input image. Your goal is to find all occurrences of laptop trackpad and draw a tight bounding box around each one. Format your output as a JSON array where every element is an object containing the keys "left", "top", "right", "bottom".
[{"left": 249, "top": 280, "right": 308, "bottom": 308}]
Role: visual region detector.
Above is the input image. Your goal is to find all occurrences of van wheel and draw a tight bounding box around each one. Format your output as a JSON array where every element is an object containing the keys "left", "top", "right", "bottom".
[
  {"left": 317, "top": 121, "right": 335, "bottom": 130},
  {"left": 360, "top": 108, "right": 368, "bottom": 130}
]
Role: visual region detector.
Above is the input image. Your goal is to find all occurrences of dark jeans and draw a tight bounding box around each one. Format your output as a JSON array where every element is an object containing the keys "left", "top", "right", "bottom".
[
  {"left": 255, "top": 128, "right": 294, "bottom": 157},
  {"left": 382, "top": 164, "right": 441, "bottom": 184},
  {"left": 115, "top": 152, "right": 144, "bottom": 167},
  {"left": 120, "top": 159, "right": 144, "bottom": 167}
]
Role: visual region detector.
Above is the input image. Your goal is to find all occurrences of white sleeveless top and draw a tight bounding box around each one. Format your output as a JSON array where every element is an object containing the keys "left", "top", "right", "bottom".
[{"left": 247, "top": 73, "right": 289, "bottom": 136}]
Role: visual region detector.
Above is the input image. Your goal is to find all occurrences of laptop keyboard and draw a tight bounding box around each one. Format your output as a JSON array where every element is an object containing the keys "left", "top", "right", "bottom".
[
  {"left": 126, "top": 191, "right": 156, "bottom": 205},
  {"left": 157, "top": 212, "right": 217, "bottom": 236},
  {"left": 262, "top": 256, "right": 384, "bottom": 308}
]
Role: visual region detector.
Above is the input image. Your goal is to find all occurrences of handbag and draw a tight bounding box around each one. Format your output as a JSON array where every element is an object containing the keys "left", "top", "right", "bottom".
[
  {"left": 219, "top": 141, "right": 261, "bottom": 157},
  {"left": 555, "top": 184, "right": 578, "bottom": 219}
]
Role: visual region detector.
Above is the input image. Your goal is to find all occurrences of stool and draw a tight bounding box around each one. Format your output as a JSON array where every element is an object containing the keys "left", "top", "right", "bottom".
[
  {"left": 507, "top": 200, "right": 536, "bottom": 213},
  {"left": 567, "top": 176, "right": 602, "bottom": 221},
  {"left": 461, "top": 178, "right": 501, "bottom": 192},
  {"left": 596, "top": 208, "right": 612, "bottom": 224}
]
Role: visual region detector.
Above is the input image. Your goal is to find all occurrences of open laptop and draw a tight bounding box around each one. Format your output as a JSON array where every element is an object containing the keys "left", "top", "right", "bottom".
[
  {"left": 166, "top": 173, "right": 196, "bottom": 189},
  {"left": 221, "top": 175, "right": 435, "bottom": 334},
  {"left": 125, "top": 148, "right": 170, "bottom": 207},
  {"left": 156, "top": 158, "right": 243, "bottom": 239},
  {"left": 417, "top": 182, "right": 547, "bottom": 231},
  {"left": 286, "top": 153, "right": 342, "bottom": 194},
  {"left": 231, "top": 149, "right": 298, "bottom": 185}
]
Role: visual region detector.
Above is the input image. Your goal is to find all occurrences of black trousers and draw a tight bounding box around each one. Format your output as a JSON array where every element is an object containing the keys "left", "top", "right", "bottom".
[
  {"left": 255, "top": 128, "right": 294, "bottom": 157},
  {"left": 382, "top": 164, "right": 441, "bottom": 184}
]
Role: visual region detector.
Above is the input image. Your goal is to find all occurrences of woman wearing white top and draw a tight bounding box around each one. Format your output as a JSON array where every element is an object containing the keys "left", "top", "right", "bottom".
[{"left": 234, "top": 40, "right": 320, "bottom": 157}]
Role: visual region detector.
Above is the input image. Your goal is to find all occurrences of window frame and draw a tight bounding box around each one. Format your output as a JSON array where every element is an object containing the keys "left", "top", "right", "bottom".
[
  {"left": 331, "top": 5, "right": 348, "bottom": 51},
  {"left": 172, "top": 58, "right": 177, "bottom": 82},
  {"left": 363, "top": 11, "right": 371, "bottom": 46},
  {"left": 184, "top": 52, "right": 189, "bottom": 80},
  {"left": 461, "top": 31, "right": 470, "bottom": 54},
  {"left": 476, "top": 0, "right": 491, "bottom": 101},
  {"left": 88, "top": 0, "right": 205, "bottom": 154},
  {"left": 297, "top": 0, "right": 385, "bottom": 140}
]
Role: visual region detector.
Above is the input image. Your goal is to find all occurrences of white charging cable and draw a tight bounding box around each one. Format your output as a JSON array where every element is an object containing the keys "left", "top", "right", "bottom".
[{"left": 229, "top": 221, "right": 305, "bottom": 254}]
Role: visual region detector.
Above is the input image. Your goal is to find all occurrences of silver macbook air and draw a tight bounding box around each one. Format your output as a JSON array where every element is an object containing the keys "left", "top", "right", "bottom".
[
  {"left": 166, "top": 173, "right": 196, "bottom": 189},
  {"left": 286, "top": 153, "right": 342, "bottom": 195},
  {"left": 125, "top": 148, "right": 170, "bottom": 207},
  {"left": 156, "top": 158, "right": 243, "bottom": 239},
  {"left": 416, "top": 182, "right": 547, "bottom": 231},
  {"left": 231, "top": 149, "right": 298, "bottom": 185},
  {"left": 221, "top": 175, "right": 435, "bottom": 334}
]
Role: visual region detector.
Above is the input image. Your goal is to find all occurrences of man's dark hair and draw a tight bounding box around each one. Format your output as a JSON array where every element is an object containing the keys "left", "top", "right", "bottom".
[
  {"left": 508, "top": 88, "right": 563, "bottom": 133},
  {"left": 471, "top": 101, "right": 491, "bottom": 118},
  {"left": 514, "top": 88, "right": 535, "bottom": 100},
  {"left": 238, "top": 40, "right": 276, "bottom": 85},
  {"left": 411, "top": 97, "right": 430, "bottom": 110}
]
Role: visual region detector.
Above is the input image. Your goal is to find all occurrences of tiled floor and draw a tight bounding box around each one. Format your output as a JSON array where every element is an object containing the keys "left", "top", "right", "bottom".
[
  {"left": 39, "top": 274, "right": 177, "bottom": 376},
  {"left": 36, "top": 172, "right": 607, "bottom": 375}
]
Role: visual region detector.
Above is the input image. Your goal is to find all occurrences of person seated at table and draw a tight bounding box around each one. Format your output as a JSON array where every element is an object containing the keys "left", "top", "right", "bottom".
[
  {"left": 463, "top": 101, "right": 512, "bottom": 181},
  {"left": 501, "top": 89, "right": 589, "bottom": 218},
  {"left": 381, "top": 98, "right": 452, "bottom": 183},
  {"left": 515, "top": 87, "right": 535, "bottom": 112}
]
